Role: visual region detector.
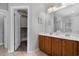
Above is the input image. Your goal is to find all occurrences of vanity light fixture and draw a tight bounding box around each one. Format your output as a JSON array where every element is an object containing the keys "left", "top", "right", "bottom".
[
  {"left": 47, "top": 6, "right": 66, "bottom": 13},
  {"left": 47, "top": 3, "right": 75, "bottom": 13}
]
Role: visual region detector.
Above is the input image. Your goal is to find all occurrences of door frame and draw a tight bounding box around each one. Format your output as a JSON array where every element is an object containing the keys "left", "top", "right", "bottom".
[{"left": 9, "top": 6, "right": 29, "bottom": 52}]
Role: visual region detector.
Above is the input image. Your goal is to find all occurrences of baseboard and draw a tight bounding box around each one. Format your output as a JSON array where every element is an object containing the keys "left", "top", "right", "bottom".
[
  {"left": 27, "top": 48, "right": 39, "bottom": 53},
  {"left": 8, "top": 50, "right": 14, "bottom": 53},
  {"left": 8, "top": 48, "right": 39, "bottom": 53}
]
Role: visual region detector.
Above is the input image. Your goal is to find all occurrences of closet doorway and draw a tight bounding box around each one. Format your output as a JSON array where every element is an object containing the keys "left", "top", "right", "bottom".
[{"left": 14, "top": 8, "right": 28, "bottom": 52}]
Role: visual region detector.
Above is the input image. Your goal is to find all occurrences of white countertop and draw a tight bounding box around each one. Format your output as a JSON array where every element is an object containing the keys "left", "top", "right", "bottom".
[{"left": 39, "top": 33, "right": 79, "bottom": 41}]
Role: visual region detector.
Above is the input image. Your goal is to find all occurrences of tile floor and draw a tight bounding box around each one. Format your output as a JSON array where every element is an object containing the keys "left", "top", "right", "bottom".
[
  {"left": 16, "top": 40, "right": 27, "bottom": 51},
  {"left": 0, "top": 47, "right": 47, "bottom": 56},
  {"left": 0, "top": 28, "right": 47, "bottom": 56}
]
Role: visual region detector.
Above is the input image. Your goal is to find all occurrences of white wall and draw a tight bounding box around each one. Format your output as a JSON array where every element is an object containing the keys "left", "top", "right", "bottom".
[
  {"left": 8, "top": 3, "right": 46, "bottom": 52},
  {"left": 0, "top": 15, "right": 4, "bottom": 45},
  {"left": 0, "top": 3, "right": 8, "bottom": 10},
  {"left": 0, "top": 12, "right": 8, "bottom": 48},
  {"left": 0, "top": 3, "right": 8, "bottom": 48}
]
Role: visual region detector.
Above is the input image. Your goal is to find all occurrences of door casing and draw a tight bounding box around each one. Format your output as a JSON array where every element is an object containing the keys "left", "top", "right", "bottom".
[{"left": 9, "top": 6, "right": 29, "bottom": 52}]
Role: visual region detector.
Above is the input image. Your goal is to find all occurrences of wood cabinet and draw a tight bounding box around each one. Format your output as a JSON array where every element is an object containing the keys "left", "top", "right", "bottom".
[
  {"left": 44, "top": 36, "right": 52, "bottom": 55},
  {"left": 77, "top": 42, "right": 79, "bottom": 55},
  {"left": 39, "top": 35, "right": 52, "bottom": 55},
  {"left": 39, "top": 35, "right": 45, "bottom": 52},
  {"left": 52, "top": 37, "right": 62, "bottom": 56},
  {"left": 39, "top": 35, "right": 78, "bottom": 56},
  {"left": 62, "top": 39, "right": 77, "bottom": 56}
]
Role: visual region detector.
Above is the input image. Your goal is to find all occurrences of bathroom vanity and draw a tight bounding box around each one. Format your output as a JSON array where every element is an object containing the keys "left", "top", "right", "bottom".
[
  {"left": 39, "top": 33, "right": 79, "bottom": 56},
  {"left": 38, "top": 4, "right": 79, "bottom": 56}
]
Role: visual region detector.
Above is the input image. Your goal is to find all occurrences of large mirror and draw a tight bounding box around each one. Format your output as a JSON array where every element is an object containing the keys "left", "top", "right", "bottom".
[
  {"left": 54, "top": 15, "right": 72, "bottom": 33},
  {"left": 53, "top": 4, "right": 79, "bottom": 35}
]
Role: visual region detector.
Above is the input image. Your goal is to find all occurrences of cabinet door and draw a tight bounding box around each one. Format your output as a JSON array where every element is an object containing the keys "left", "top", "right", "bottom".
[
  {"left": 44, "top": 36, "right": 52, "bottom": 55},
  {"left": 52, "top": 37, "right": 62, "bottom": 56},
  {"left": 39, "top": 35, "right": 45, "bottom": 52},
  {"left": 77, "top": 42, "right": 79, "bottom": 55},
  {"left": 62, "top": 40, "right": 77, "bottom": 56}
]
